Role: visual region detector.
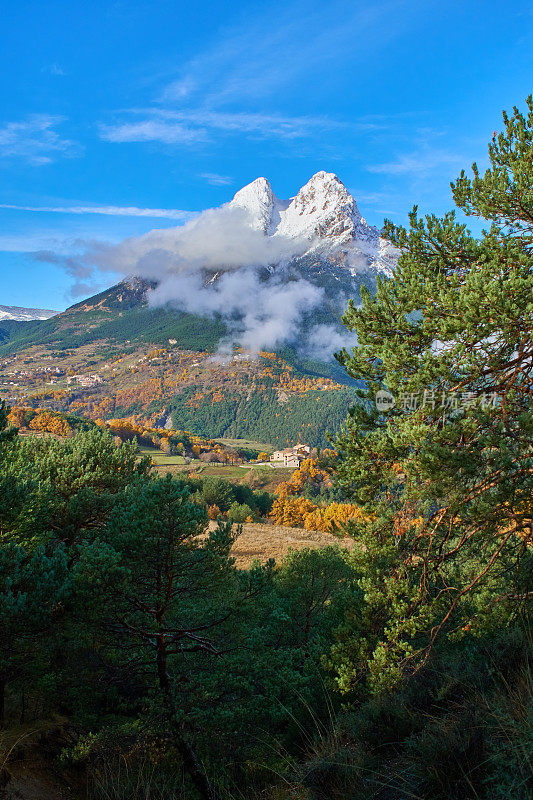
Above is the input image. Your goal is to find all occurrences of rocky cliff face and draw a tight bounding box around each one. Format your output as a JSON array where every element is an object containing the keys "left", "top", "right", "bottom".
[{"left": 229, "top": 170, "right": 397, "bottom": 278}]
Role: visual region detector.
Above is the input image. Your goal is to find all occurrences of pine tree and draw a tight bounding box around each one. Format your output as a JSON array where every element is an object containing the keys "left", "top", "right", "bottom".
[
  {"left": 0, "top": 541, "right": 69, "bottom": 724},
  {"left": 77, "top": 476, "right": 238, "bottom": 800},
  {"left": 332, "top": 97, "right": 533, "bottom": 692}
]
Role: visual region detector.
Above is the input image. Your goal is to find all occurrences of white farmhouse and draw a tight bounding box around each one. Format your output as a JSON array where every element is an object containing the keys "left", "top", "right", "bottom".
[{"left": 270, "top": 444, "right": 311, "bottom": 467}]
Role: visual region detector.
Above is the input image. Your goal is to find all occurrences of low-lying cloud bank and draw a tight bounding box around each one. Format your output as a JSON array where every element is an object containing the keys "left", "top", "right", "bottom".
[
  {"left": 35, "top": 202, "right": 356, "bottom": 359},
  {"left": 83, "top": 205, "right": 306, "bottom": 275},
  {"left": 152, "top": 268, "right": 324, "bottom": 353}
]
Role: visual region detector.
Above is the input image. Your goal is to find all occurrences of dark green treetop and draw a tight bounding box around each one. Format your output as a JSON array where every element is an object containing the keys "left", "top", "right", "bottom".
[{"left": 332, "top": 97, "right": 533, "bottom": 692}]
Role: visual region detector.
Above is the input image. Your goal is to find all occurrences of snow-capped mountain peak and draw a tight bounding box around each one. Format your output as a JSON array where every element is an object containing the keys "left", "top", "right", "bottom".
[
  {"left": 0, "top": 304, "right": 57, "bottom": 322},
  {"left": 276, "top": 171, "right": 368, "bottom": 244},
  {"left": 229, "top": 177, "right": 288, "bottom": 234},
  {"left": 231, "top": 171, "right": 379, "bottom": 245},
  {"left": 228, "top": 171, "right": 395, "bottom": 277}
]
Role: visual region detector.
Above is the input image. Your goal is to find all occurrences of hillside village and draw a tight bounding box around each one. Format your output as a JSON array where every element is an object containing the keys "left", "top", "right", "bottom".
[{"left": 0, "top": 333, "right": 355, "bottom": 447}]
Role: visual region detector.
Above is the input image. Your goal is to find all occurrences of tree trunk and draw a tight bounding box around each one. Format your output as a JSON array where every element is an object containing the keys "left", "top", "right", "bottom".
[
  {"left": 156, "top": 635, "right": 222, "bottom": 800},
  {"left": 0, "top": 676, "right": 5, "bottom": 727},
  {"left": 171, "top": 723, "right": 223, "bottom": 800}
]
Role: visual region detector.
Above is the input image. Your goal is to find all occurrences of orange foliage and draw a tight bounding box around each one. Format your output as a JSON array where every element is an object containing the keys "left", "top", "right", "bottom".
[
  {"left": 270, "top": 496, "right": 363, "bottom": 532},
  {"left": 271, "top": 496, "right": 316, "bottom": 527},
  {"left": 275, "top": 458, "right": 330, "bottom": 499},
  {"left": 7, "top": 406, "right": 27, "bottom": 428},
  {"left": 28, "top": 410, "right": 72, "bottom": 437},
  {"left": 271, "top": 458, "right": 363, "bottom": 532}
]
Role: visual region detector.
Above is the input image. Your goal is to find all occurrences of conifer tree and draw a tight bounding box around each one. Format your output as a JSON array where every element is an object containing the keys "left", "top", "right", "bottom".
[
  {"left": 332, "top": 97, "right": 533, "bottom": 692},
  {"left": 77, "top": 476, "right": 238, "bottom": 800},
  {"left": 0, "top": 542, "right": 69, "bottom": 724}
]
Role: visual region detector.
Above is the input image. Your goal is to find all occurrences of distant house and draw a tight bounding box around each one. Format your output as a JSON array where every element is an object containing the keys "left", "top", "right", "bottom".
[
  {"left": 283, "top": 453, "right": 305, "bottom": 468},
  {"left": 68, "top": 373, "right": 103, "bottom": 388},
  {"left": 270, "top": 444, "right": 311, "bottom": 467},
  {"left": 271, "top": 449, "right": 286, "bottom": 461}
]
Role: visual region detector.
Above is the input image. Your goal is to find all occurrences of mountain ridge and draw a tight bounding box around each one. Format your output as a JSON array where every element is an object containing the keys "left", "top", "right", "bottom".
[
  {"left": 228, "top": 170, "right": 396, "bottom": 274},
  {"left": 0, "top": 172, "right": 393, "bottom": 445},
  {"left": 0, "top": 304, "right": 57, "bottom": 322}
]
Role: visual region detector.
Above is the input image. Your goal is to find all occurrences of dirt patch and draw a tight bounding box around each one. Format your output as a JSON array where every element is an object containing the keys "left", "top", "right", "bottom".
[
  {"left": 208, "top": 520, "right": 353, "bottom": 567},
  {"left": 0, "top": 766, "right": 75, "bottom": 800},
  {"left": 0, "top": 722, "right": 80, "bottom": 800}
]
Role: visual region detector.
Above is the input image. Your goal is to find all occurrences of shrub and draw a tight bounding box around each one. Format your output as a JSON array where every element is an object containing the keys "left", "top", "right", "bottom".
[{"left": 227, "top": 502, "right": 254, "bottom": 523}]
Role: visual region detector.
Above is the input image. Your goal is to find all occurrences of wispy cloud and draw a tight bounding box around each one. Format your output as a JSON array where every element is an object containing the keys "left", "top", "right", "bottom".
[
  {"left": 100, "top": 119, "right": 208, "bottom": 145},
  {"left": 0, "top": 234, "right": 74, "bottom": 253},
  {"left": 0, "top": 115, "right": 78, "bottom": 164},
  {"left": 42, "top": 63, "right": 66, "bottom": 76},
  {"left": 159, "top": 0, "right": 406, "bottom": 109},
  {"left": 101, "top": 109, "right": 343, "bottom": 145},
  {"left": 32, "top": 249, "right": 109, "bottom": 299},
  {"left": 34, "top": 202, "right": 321, "bottom": 349},
  {"left": 201, "top": 173, "right": 233, "bottom": 186},
  {"left": 367, "top": 147, "right": 465, "bottom": 176},
  {"left": 0, "top": 202, "right": 195, "bottom": 221},
  {"left": 100, "top": 1, "right": 406, "bottom": 151}
]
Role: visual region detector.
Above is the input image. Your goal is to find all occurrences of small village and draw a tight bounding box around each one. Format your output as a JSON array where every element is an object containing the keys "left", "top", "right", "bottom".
[{"left": 269, "top": 443, "right": 312, "bottom": 467}]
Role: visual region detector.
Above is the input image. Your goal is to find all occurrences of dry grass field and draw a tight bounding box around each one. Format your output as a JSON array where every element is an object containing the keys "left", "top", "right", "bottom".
[{"left": 208, "top": 520, "right": 353, "bottom": 567}]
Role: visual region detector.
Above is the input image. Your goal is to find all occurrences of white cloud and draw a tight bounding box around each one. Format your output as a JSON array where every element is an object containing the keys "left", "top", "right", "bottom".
[
  {"left": 0, "top": 234, "right": 73, "bottom": 253},
  {"left": 99, "top": 1, "right": 409, "bottom": 152},
  {"left": 201, "top": 173, "right": 233, "bottom": 186},
  {"left": 305, "top": 324, "right": 358, "bottom": 361},
  {"left": 100, "top": 119, "right": 207, "bottom": 145},
  {"left": 368, "top": 148, "right": 465, "bottom": 177},
  {"left": 0, "top": 203, "right": 195, "bottom": 221},
  {"left": 159, "top": 0, "right": 406, "bottom": 110},
  {"left": 43, "top": 64, "right": 66, "bottom": 76},
  {"left": 34, "top": 200, "right": 327, "bottom": 352},
  {"left": 101, "top": 109, "right": 342, "bottom": 145},
  {"left": 33, "top": 249, "right": 101, "bottom": 299},
  {"left": 0, "top": 115, "right": 77, "bottom": 164},
  {"left": 78, "top": 204, "right": 308, "bottom": 276},
  {"left": 152, "top": 269, "right": 324, "bottom": 354}
]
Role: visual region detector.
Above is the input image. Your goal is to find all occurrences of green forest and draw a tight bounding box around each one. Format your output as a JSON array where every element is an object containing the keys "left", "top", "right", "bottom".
[
  {"left": 0, "top": 100, "right": 532, "bottom": 800},
  {"left": 169, "top": 385, "right": 358, "bottom": 448}
]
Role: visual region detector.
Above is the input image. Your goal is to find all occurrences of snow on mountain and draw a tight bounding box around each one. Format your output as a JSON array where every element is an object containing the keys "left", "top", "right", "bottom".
[
  {"left": 276, "top": 171, "right": 369, "bottom": 243},
  {"left": 0, "top": 304, "right": 57, "bottom": 322},
  {"left": 228, "top": 171, "right": 396, "bottom": 277},
  {"left": 229, "top": 177, "right": 289, "bottom": 234}
]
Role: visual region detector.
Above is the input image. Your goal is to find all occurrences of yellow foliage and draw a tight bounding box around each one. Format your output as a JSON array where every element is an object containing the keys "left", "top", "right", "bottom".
[
  {"left": 275, "top": 459, "right": 329, "bottom": 499},
  {"left": 7, "top": 406, "right": 27, "bottom": 428},
  {"left": 28, "top": 410, "right": 72, "bottom": 437}
]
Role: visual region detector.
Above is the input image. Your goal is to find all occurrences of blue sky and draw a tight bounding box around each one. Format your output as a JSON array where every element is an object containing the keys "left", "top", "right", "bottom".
[{"left": 1, "top": 0, "right": 532, "bottom": 310}]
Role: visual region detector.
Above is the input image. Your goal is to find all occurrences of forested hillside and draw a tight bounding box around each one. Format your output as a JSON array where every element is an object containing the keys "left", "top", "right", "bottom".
[
  {"left": 0, "top": 294, "right": 359, "bottom": 446},
  {"left": 0, "top": 174, "right": 387, "bottom": 448},
  {"left": 0, "top": 100, "right": 531, "bottom": 800}
]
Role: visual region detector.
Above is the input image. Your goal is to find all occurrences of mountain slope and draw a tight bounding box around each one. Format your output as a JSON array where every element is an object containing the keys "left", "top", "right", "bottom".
[{"left": 0, "top": 173, "right": 394, "bottom": 446}]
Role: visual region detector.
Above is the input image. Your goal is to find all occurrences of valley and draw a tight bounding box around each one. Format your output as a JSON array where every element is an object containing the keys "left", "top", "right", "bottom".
[
  {"left": 0, "top": 173, "right": 391, "bottom": 448},
  {"left": 0, "top": 331, "right": 357, "bottom": 447}
]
